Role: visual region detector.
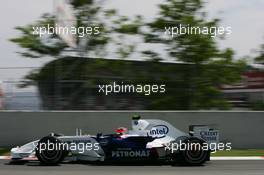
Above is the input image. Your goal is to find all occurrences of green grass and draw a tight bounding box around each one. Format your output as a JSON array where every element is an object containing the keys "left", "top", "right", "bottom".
[
  {"left": 0, "top": 148, "right": 10, "bottom": 156},
  {"left": 211, "top": 149, "right": 264, "bottom": 157}
]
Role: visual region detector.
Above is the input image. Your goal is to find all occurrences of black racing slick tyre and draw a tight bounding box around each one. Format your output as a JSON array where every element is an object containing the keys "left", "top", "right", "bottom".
[
  {"left": 180, "top": 137, "right": 209, "bottom": 166},
  {"left": 35, "top": 136, "right": 67, "bottom": 165}
]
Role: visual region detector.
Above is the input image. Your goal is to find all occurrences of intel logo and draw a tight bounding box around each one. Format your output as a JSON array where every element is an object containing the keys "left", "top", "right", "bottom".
[{"left": 148, "top": 125, "right": 169, "bottom": 138}]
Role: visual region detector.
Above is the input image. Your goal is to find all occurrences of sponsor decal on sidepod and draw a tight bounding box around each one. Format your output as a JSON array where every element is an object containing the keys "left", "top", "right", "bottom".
[
  {"left": 112, "top": 150, "right": 150, "bottom": 158},
  {"left": 147, "top": 125, "right": 169, "bottom": 138}
]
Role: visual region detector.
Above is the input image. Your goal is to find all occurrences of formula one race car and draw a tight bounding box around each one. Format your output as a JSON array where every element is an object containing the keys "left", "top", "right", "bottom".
[{"left": 10, "top": 115, "right": 219, "bottom": 166}]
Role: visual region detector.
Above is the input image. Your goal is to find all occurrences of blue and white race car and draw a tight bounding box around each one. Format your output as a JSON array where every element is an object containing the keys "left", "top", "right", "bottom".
[{"left": 10, "top": 115, "right": 218, "bottom": 166}]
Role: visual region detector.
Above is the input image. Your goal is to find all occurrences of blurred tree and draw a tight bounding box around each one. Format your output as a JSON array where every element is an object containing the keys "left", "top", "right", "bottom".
[
  {"left": 254, "top": 43, "right": 264, "bottom": 64},
  {"left": 10, "top": 0, "right": 110, "bottom": 58},
  {"left": 139, "top": 0, "right": 246, "bottom": 109},
  {"left": 10, "top": 0, "right": 246, "bottom": 110}
]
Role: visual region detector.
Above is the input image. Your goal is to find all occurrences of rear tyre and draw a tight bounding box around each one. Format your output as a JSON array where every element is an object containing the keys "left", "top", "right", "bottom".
[
  {"left": 35, "top": 136, "right": 66, "bottom": 165},
  {"left": 180, "top": 137, "right": 208, "bottom": 166}
]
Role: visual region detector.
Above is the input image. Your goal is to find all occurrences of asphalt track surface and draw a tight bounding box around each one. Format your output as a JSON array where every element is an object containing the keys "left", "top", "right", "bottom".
[{"left": 0, "top": 160, "right": 264, "bottom": 175}]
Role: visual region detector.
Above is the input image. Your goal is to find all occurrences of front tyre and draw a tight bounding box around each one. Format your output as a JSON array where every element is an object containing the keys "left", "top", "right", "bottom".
[
  {"left": 35, "top": 136, "right": 66, "bottom": 165},
  {"left": 180, "top": 137, "right": 209, "bottom": 166}
]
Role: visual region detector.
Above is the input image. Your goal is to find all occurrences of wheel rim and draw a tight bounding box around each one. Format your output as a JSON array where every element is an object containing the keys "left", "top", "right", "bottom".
[
  {"left": 37, "top": 137, "right": 64, "bottom": 163},
  {"left": 184, "top": 139, "right": 207, "bottom": 163},
  {"left": 41, "top": 149, "right": 61, "bottom": 160}
]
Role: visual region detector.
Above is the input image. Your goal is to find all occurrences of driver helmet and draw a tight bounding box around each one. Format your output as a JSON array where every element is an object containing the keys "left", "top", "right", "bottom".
[{"left": 115, "top": 127, "right": 128, "bottom": 135}]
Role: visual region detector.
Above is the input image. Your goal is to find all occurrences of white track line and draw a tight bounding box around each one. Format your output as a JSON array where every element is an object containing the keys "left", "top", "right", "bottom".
[
  {"left": 0, "top": 156, "right": 264, "bottom": 161},
  {"left": 0, "top": 156, "right": 11, "bottom": 160},
  {"left": 0, "top": 156, "right": 37, "bottom": 160},
  {"left": 211, "top": 156, "right": 264, "bottom": 160}
]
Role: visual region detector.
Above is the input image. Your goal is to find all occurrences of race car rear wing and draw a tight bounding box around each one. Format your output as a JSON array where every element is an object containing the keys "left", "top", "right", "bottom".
[{"left": 189, "top": 125, "right": 219, "bottom": 145}]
